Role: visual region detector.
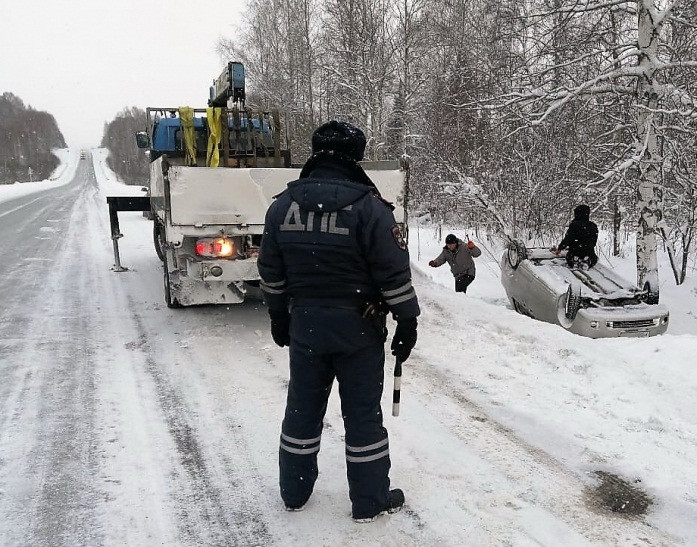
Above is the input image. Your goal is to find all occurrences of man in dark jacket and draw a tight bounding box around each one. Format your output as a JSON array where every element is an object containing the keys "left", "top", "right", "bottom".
[
  {"left": 428, "top": 234, "right": 482, "bottom": 293},
  {"left": 555, "top": 204, "right": 599, "bottom": 268},
  {"left": 258, "top": 120, "right": 420, "bottom": 523}
]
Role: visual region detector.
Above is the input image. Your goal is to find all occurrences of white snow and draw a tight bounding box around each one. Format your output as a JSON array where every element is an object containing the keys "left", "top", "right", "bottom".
[
  {"left": 0, "top": 149, "right": 696, "bottom": 545},
  {"left": 0, "top": 148, "right": 80, "bottom": 205}
]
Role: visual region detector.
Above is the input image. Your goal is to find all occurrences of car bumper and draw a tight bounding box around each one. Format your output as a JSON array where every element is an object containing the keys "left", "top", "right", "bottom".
[{"left": 570, "top": 306, "right": 670, "bottom": 338}]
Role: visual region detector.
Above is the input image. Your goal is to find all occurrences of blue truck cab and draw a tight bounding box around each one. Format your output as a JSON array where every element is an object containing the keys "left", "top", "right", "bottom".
[
  {"left": 135, "top": 62, "right": 289, "bottom": 168},
  {"left": 136, "top": 108, "right": 287, "bottom": 167}
]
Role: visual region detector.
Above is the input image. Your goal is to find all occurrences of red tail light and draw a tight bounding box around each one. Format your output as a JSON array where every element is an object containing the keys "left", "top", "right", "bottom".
[{"left": 195, "top": 237, "right": 235, "bottom": 258}]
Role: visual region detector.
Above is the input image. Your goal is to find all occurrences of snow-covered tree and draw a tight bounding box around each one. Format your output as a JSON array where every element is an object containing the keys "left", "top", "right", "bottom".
[{"left": 475, "top": 0, "right": 697, "bottom": 298}]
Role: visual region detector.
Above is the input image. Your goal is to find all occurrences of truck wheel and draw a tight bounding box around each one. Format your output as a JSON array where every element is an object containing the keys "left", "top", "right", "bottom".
[
  {"left": 164, "top": 268, "right": 181, "bottom": 308},
  {"left": 506, "top": 241, "right": 527, "bottom": 270},
  {"left": 153, "top": 222, "right": 165, "bottom": 262}
]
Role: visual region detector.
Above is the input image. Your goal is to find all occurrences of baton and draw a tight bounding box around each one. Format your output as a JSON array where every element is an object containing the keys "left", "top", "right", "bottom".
[{"left": 392, "top": 357, "right": 403, "bottom": 417}]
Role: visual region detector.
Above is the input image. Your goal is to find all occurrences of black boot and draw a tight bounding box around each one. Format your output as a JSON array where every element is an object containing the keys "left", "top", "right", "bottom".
[{"left": 353, "top": 489, "right": 405, "bottom": 523}]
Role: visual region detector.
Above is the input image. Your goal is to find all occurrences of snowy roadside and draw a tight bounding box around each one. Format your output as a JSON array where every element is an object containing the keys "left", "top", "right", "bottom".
[
  {"left": 0, "top": 148, "right": 81, "bottom": 204},
  {"left": 83, "top": 149, "right": 697, "bottom": 543},
  {"left": 91, "top": 148, "right": 145, "bottom": 197}
]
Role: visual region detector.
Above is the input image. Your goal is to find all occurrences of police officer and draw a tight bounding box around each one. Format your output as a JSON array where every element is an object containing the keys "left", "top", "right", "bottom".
[{"left": 258, "top": 120, "right": 420, "bottom": 522}]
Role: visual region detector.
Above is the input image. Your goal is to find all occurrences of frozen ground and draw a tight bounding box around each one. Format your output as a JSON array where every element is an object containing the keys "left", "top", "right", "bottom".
[{"left": 0, "top": 149, "right": 695, "bottom": 546}]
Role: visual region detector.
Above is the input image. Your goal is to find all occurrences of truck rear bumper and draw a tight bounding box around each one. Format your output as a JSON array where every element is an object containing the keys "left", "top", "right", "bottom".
[
  {"left": 185, "top": 257, "right": 259, "bottom": 283},
  {"left": 169, "top": 257, "right": 260, "bottom": 306}
]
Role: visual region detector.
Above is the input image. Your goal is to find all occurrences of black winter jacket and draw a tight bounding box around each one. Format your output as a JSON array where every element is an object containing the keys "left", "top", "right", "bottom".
[
  {"left": 258, "top": 156, "right": 420, "bottom": 321},
  {"left": 558, "top": 206, "right": 598, "bottom": 259}
]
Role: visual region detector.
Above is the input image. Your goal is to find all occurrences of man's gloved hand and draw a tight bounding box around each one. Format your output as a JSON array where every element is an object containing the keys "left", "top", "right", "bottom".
[
  {"left": 391, "top": 317, "right": 418, "bottom": 362},
  {"left": 467, "top": 241, "right": 475, "bottom": 249},
  {"left": 428, "top": 260, "right": 437, "bottom": 267},
  {"left": 269, "top": 308, "right": 291, "bottom": 347}
]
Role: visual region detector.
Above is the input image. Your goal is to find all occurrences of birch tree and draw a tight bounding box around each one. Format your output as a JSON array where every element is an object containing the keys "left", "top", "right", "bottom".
[
  {"left": 477, "top": 0, "right": 697, "bottom": 299},
  {"left": 319, "top": 0, "right": 397, "bottom": 159}
]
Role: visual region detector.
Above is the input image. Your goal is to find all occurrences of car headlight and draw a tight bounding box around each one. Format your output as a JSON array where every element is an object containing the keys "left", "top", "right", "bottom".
[{"left": 590, "top": 321, "right": 598, "bottom": 328}]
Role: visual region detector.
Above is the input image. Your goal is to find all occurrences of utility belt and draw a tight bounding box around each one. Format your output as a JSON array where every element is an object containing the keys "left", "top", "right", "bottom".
[{"left": 290, "top": 296, "right": 389, "bottom": 342}]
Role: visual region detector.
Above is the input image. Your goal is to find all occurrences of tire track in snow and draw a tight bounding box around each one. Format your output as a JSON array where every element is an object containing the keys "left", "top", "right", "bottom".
[
  {"left": 82, "top": 166, "right": 275, "bottom": 545},
  {"left": 410, "top": 291, "right": 678, "bottom": 546},
  {"left": 0, "top": 176, "right": 103, "bottom": 547},
  {"left": 124, "top": 302, "right": 274, "bottom": 546}
]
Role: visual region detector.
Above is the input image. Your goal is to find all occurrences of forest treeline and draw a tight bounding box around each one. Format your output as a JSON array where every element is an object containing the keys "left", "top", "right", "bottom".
[
  {"left": 0, "top": 92, "right": 66, "bottom": 184},
  {"left": 217, "top": 0, "right": 697, "bottom": 290},
  {"left": 100, "top": 107, "right": 149, "bottom": 185},
  {"left": 100, "top": 0, "right": 696, "bottom": 291}
]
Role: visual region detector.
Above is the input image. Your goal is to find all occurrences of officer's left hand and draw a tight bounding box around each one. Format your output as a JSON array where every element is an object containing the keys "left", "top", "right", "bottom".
[
  {"left": 269, "top": 308, "right": 291, "bottom": 347},
  {"left": 467, "top": 241, "right": 476, "bottom": 249},
  {"left": 391, "top": 317, "right": 418, "bottom": 362}
]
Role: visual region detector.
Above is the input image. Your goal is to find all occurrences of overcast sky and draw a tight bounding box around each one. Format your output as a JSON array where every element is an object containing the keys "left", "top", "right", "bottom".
[{"left": 0, "top": 0, "right": 246, "bottom": 148}]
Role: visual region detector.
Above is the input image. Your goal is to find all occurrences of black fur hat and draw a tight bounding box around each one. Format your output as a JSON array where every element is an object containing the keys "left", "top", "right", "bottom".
[
  {"left": 311, "top": 120, "right": 366, "bottom": 161},
  {"left": 445, "top": 234, "right": 458, "bottom": 244}
]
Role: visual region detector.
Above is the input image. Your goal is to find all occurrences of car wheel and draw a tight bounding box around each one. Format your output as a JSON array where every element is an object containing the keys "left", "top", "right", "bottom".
[
  {"left": 153, "top": 222, "right": 165, "bottom": 262},
  {"left": 164, "top": 268, "right": 181, "bottom": 308},
  {"left": 564, "top": 284, "right": 581, "bottom": 320},
  {"left": 506, "top": 241, "right": 527, "bottom": 270}
]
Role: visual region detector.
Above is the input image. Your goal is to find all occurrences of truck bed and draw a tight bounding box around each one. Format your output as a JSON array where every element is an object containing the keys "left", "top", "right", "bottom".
[{"left": 150, "top": 157, "right": 407, "bottom": 228}]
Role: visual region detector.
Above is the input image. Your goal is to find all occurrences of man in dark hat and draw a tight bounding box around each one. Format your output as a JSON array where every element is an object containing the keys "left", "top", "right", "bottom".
[
  {"left": 258, "top": 120, "right": 420, "bottom": 522},
  {"left": 554, "top": 204, "right": 598, "bottom": 268},
  {"left": 428, "top": 233, "right": 481, "bottom": 293}
]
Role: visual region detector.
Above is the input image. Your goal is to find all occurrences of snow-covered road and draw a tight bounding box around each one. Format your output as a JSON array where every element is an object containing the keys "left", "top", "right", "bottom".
[{"left": 0, "top": 150, "right": 695, "bottom": 546}]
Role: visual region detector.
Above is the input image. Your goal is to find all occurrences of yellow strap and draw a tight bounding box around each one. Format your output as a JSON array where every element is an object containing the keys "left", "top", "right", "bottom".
[
  {"left": 206, "top": 107, "right": 222, "bottom": 167},
  {"left": 178, "top": 107, "right": 196, "bottom": 166}
]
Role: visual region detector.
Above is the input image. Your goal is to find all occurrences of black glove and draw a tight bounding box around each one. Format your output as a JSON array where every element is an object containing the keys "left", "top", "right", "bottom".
[
  {"left": 269, "top": 308, "right": 291, "bottom": 347},
  {"left": 391, "top": 317, "right": 418, "bottom": 362}
]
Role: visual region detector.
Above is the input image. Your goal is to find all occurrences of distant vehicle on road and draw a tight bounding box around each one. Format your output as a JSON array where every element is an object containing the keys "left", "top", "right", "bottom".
[
  {"left": 80, "top": 150, "right": 86, "bottom": 159},
  {"left": 500, "top": 242, "right": 669, "bottom": 338}
]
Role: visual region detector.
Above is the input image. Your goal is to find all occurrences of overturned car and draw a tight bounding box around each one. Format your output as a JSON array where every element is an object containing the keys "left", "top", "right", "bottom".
[{"left": 500, "top": 242, "right": 669, "bottom": 338}]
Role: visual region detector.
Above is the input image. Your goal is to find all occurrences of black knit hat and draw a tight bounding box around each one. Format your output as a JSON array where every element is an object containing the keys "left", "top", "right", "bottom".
[
  {"left": 445, "top": 234, "right": 458, "bottom": 244},
  {"left": 574, "top": 204, "right": 590, "bottom": 220},
  {"left": 311, "top": 120, "right": 366, "bottom": 161}
]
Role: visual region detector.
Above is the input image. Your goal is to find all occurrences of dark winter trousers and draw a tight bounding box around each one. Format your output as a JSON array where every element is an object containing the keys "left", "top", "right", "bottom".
[
  {"left": 279, "top": 306, "right": 391, "bottom": 519},
  {"left": 455, "top": 273, "right": 475, "bottom": 293}
]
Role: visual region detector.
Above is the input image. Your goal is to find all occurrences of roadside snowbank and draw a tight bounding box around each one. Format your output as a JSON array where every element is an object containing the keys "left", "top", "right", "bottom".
[{"left": 0, "top": 148, "right": 81, "bottom": 204}]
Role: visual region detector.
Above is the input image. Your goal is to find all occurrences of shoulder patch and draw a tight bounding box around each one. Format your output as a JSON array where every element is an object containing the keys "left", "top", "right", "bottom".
[{"left": 391, "top": 224, "right": 407, "bottom": 250}]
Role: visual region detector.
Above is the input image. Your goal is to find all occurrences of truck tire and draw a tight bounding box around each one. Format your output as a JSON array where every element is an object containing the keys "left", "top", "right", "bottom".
[
  {"left": 153, "top": 222, "right": 165, "bottom": 262},
  {"left": 164, "top": 268, "right": 181, "bottom": 308}
]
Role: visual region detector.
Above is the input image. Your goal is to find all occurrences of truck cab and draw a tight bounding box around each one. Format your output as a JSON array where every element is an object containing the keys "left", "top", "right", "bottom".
[{"left": 136, "top": 108, "right": 290, "bottom": 168}]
